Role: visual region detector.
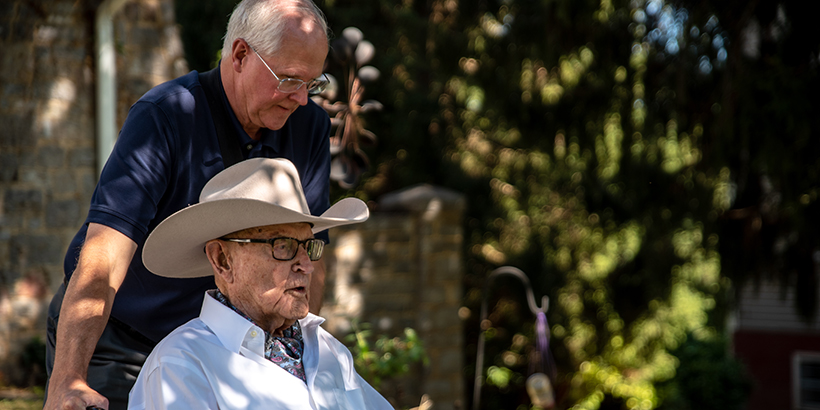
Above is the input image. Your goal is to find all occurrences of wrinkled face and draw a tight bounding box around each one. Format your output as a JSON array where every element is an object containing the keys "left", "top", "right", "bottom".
[
  {"left": 235, "top": 26, "right": 327, "bottom": 133},
  {"left": 218, "top": 222, "right": 314, "bottom": 331}
]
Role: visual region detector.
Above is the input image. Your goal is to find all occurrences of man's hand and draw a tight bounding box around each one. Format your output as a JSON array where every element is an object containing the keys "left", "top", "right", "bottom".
[{"left": 44, "top": 377, "right": 109, "bottom": 410}]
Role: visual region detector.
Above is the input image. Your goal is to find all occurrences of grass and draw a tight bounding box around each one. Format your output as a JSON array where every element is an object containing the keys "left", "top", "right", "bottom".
[
  {"left": 0, "top": 400, "right": 41, "bottom": 410},
  {"left": 0, "top": 386, "right": 43, "bottom": 410}
]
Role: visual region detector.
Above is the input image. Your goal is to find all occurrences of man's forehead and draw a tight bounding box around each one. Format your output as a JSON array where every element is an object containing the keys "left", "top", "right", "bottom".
[{"left": 238, "top": 222, "right": 312, "bottom": 237}]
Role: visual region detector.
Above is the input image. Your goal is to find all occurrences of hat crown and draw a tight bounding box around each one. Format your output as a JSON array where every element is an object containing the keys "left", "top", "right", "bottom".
[{"left": 200, "top": 158, "right": 310, "bottom": 214}]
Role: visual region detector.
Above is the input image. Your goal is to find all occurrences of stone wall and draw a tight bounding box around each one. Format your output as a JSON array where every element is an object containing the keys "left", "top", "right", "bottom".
[
  {"left": 322, "top": 185, "right": 466, "bottom": 410},
  {"left": 0, "top": 0, "right": 185, "bottom": 385}
]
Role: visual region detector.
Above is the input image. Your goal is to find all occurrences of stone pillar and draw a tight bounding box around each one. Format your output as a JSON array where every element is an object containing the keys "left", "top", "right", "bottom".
[{"left": 322, "top": 184, "right": 466, "bottom": 410}]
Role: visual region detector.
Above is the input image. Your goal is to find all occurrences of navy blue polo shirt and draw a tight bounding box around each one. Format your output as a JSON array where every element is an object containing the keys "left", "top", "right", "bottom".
[{"left": 63, "top": 69, "right": 331, "bottom": 343}]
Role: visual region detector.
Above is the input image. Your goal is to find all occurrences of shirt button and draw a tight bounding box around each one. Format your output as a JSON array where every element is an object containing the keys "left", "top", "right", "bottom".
[
  {"left": 245, "top": 144, "right": 253, "bottom": 151},
  {"left": 250, "top": 330, "right": 258, "bottom": 338}
]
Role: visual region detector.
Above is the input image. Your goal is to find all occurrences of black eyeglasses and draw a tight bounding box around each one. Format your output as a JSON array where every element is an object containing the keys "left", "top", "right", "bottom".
[{"left": 219, "top": 237, "right": 324, "bottom": 261}]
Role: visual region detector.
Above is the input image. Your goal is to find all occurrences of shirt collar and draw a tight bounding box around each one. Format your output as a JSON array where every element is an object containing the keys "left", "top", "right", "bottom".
[
  {"left": 200, "top": 290, "right": 266, "bottom": 355},
  {"left": 300, "top": 312, "right": 325, "bottom": 329},
  {"left": 199, "top": 290, "right": 326, "bottom": 352}
]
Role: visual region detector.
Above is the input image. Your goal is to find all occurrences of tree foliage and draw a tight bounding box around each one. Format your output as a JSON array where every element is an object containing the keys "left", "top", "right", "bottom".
[
  {"left": 656, "top": 335, "right": 751, "bottom": 410},
  {"left": 175, "top": 0, "right": 819, "bottom": 408}
]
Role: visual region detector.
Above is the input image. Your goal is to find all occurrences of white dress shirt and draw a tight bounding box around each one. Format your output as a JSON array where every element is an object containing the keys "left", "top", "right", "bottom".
[{"left": 128, "top": 292, "right": 394, "bottom": 410}]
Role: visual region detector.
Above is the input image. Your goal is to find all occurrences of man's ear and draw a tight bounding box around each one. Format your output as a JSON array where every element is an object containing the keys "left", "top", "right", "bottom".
[
  {"left": 231, "top": 38, "right": 250, "bottom": 72},
  {"left": 205, "top": 240, "right": 234, "bottom": 283}
]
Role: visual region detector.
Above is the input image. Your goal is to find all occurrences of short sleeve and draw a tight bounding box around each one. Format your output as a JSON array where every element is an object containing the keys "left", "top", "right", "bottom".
[{"left": 87, "top": 99, "right": 178, "bottom": 243}]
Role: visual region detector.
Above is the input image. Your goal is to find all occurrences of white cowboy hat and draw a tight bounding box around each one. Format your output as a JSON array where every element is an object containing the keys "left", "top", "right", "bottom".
[{"left": 142, "top": 157, "right": 369, "bottom": 278}]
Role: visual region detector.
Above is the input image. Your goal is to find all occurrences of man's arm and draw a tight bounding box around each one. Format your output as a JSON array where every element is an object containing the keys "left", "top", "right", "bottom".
[{"left": 45, "top": 223, "right": 138, "bottom": 410}]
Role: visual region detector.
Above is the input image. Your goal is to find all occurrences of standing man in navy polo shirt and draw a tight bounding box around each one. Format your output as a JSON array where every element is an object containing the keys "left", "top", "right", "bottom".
[{"left": 44, "top": 1, "right": 333, "bottom": 409}]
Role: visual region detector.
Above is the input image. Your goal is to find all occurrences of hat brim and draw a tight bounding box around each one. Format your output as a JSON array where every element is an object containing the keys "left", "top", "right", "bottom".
[{"left": 142, "top": 197, "right": 368, "bottom": 278}]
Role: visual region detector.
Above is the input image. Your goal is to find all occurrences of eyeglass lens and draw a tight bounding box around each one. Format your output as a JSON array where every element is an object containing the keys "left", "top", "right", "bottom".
[
  {"left": 247, "top": 42, "right": 327, "bottom": 94},
  {"left": 272, "top": 237, "right": 324, "bottom": 261},
  {"left": 278, "top": 77, "right": 328, "bottom": 95}
]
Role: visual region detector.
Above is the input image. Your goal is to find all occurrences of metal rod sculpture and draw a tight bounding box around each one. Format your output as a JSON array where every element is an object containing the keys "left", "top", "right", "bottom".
[
  {"left": 473, "top": 266, "right": 555, "bottom": 410},
  {"left": 313, "top": 27, "right": 382, "bottom": 188}
]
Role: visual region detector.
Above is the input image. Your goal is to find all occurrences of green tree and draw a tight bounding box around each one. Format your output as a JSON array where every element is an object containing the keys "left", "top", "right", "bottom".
[
  {"left": 318, "top": 1, "right": 818, "bottom": 408},
  {"left": 320, "top": 1, "right": 727, "bottom": 407},
  {"left": 656, "top": 335, "right": 751, "bottom": 410},
  {"left": 173, "top": 0, "right": 235, "bottom": 71}
]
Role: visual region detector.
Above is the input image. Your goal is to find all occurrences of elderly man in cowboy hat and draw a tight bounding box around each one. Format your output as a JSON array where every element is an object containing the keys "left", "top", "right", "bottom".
[{"left": 127, "top": 158, "right": 392, "bottom": 409}]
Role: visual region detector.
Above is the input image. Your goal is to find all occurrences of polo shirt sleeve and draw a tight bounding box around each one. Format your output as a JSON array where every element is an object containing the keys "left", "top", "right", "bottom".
[{"left": 86, "top": 98, "right": 178, "bottom": 244}]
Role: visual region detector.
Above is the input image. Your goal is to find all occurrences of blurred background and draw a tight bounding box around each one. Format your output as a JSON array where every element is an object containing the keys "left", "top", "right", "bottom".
[{"left": 1, "top": 0, "right": 819, "bottom": 409}]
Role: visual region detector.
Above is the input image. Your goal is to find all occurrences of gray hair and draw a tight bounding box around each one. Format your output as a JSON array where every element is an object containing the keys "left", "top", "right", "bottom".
[{"left": 221, "top": 0, "right": 329, "bottom": 59}]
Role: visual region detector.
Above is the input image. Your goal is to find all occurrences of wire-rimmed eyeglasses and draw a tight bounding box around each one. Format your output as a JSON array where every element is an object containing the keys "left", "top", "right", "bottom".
[
  {"left": 247, "top": 42, "right": 328, "bottom": 95},
  {"left": 219, "top": 236, "right": 324, "bottom": 261}
]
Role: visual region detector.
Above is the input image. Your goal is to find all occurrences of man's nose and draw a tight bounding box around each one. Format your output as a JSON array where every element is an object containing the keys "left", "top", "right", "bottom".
[
  {"left": 289, "top": 86, "right": 310, "bottom": 106},
  {"left": 293, "top": 245, "right": 315, "bottom": 274}
]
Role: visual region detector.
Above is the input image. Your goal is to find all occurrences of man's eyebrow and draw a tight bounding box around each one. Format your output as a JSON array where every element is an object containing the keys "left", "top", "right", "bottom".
[
  {"left": 270, "top": 65, "right": 322, "bottom": 82},
  {"left": 281, "top": 72, "right": 319, "bottom": 82}
]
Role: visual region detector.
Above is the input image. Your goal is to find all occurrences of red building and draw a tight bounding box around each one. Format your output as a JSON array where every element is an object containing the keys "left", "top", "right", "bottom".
[{"left": 732, "top": 278, "right": 820, "bottom": 410}]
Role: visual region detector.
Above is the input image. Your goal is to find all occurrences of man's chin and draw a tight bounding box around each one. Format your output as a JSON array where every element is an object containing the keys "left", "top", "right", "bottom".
[
  {"left": 264, "top": 121, "right": 287, "bottom": 131},
  {"left": 284, "top": 299, "right": 310, "bottom": 320},
  {"left": 292, "top": 309, "right": 310, "bottom": 321},
  {"left": 264, "top": 110, "right": 294, "bottom": 131}
]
